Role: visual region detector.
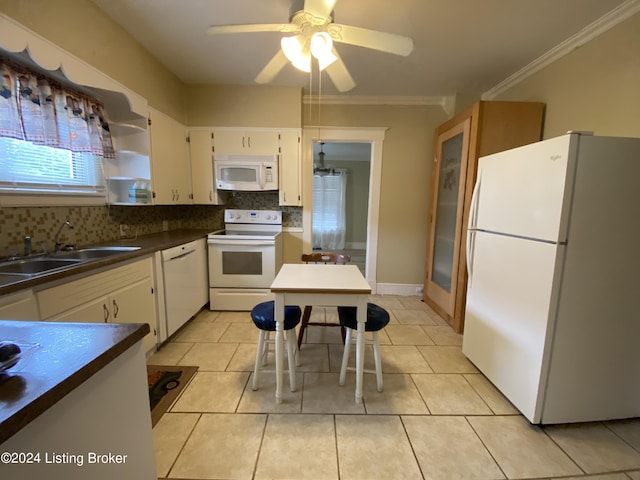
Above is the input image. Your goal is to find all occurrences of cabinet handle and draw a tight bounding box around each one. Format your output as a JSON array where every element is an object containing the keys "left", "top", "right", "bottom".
[
  {"left": 112, "top": 299, "right": 119, "bottom": 319},
  {"left": 242, "top": 136, "right": 245, "bottom": 149},
  {"left": 103, "top": 303, "right": 110, "bottom": 322},
  {"left": 176, "top": 190, "right": 179, "bottom": 201},
  {"left": 248, "top": 136, "right": 251, "bottom": 149},
  {"left": 209, "top": 190, "right": 213, "bottom": 201}
]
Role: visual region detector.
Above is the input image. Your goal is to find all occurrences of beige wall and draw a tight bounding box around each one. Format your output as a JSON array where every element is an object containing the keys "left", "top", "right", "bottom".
[
  {"left": 303, "top": 104, "right": 449, "bottom": 285},
  {"left": 494, "top": 12, "right": 640, "bottom": 139},
  {"left": 0, "top": 0, "right": 186, "bottom": 122},
  {"left": 186, "top": 84, "right": 302, "bottom": 127}
]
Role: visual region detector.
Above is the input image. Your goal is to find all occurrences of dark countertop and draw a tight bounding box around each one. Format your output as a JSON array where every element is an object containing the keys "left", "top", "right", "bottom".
[
  {"left": 0, "top": 229, "right": 212, "bottom": 296},
  {"left": 0, "top": 320, "right": 149, "bottom": 445}
]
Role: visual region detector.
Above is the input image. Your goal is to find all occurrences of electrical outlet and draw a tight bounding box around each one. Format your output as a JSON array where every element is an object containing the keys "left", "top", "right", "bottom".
[
  {"left": 162, "top": 220, "right": 169, "bottom": 231},
  {"left": 119, "top": 224, "right": 127, "bottom": 237}
]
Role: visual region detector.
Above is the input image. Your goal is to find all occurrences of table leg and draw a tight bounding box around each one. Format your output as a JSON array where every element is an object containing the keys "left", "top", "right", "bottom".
[
  {"left": 355, "top": 296, "right": 366, "bottom": 404},
  {"left": 274, "top": 294, "right": 284, "bottom": 404}
]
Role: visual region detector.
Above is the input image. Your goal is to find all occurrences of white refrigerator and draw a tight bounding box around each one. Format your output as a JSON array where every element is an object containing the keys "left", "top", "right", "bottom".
[{"left": 462, "top": 132, "right": 640, "bottom": 424}]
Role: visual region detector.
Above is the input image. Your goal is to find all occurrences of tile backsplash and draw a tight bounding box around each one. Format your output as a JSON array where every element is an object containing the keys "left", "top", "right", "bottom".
[{"left": 0, "top": 192, "right": 301, "bottom": 259}]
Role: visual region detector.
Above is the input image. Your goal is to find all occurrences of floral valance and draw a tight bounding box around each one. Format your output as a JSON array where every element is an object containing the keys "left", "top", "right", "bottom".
[{"left": 0, "top": 57, "right": 114, "bottom": 158}]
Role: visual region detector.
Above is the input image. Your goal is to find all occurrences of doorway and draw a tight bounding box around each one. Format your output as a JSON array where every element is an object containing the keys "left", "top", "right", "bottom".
[
  {"left": 302, "top": 127, "right": 386, "bottom": 292},
  {"left": 311, "top": 141, "right": 370, "bottom": 275}
]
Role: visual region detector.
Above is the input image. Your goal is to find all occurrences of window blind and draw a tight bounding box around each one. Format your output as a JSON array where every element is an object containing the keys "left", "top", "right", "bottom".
[{"left": 0, "top": 137, "right": 105, "bottom": 195}]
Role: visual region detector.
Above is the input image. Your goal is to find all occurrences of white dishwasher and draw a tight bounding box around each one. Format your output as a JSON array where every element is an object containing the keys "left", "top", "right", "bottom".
[{"left": 161, "top": 238, "right": 208, "bottom": 338}]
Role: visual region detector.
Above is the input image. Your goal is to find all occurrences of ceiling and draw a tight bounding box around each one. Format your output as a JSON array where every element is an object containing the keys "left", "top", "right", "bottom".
[{"left": 90, "top": 0, "right": 628, "bottom": 98}]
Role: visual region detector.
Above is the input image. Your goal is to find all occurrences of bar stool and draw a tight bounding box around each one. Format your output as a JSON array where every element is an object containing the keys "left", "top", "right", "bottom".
[
  {"left": 337, "top": 303, "right": 390, "bottom": 392},
  {"left": 250, "top": 300, "right": 302, "bottom": 392}
]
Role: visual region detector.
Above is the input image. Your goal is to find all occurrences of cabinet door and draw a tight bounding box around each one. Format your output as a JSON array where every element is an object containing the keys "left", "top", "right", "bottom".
[
  {"left": 279, "top": 131, "right": 301, "bottom": 206},
  {"left": 189, "top": 130, "right": 224, "bottom": 204},
  {"left": 109, "top": 277, "right": 156, "bottom": 352},
  {"left": 149, "top": 109, "right": 191, "bottom": 204},
  {"left": 213, "top": 129, "right": 279, "bottom": 155},
  {"left": 0, "top": 290, "right": 39, "bottom": 320},
  {"left": 213, "top": 130, "right": 245, "bottom": 154},
  {"left": 424, "top": 117, "right": 471, "bottom": 317},
  {"left": 246, "top": 131, "right": 279, "bottom": 154},
  {"left": 49, "top": 295, "right": 110, "bottom": 323}
]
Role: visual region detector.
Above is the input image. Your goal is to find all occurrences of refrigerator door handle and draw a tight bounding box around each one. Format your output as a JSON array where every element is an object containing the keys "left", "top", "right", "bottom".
[
  {"left": 468, "top": 169, "right": 482, "bottom": 231},
  {"left": 466, "top": 170, "right": 482, "bottom": 287},
  {"left": 466, "top": 229, "right": 476, "bottom": 287}
]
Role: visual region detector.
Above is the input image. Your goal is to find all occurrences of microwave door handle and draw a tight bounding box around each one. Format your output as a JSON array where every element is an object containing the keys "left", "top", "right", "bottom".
[{"left": 258, "top": 164, "right": 264, "bottom": 190}]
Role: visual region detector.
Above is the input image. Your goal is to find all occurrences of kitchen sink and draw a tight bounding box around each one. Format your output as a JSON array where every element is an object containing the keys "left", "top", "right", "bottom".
[
  {"left": 0, "top": 258, "right": 83, "bottom": 275},
  {"left": 0, "top": 246, "right": 142, "bottom": 277},
  {"left": 51, "top": 246, "right": 141, "bottom": 261}
]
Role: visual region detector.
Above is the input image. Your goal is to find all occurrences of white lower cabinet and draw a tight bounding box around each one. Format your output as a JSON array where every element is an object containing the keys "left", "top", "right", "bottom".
[
  {"left": 0, "top": 290, "right": 39, "bottom": 320},
  {"left": 36, "top": 258, "right": 157, "bottom": 353}
]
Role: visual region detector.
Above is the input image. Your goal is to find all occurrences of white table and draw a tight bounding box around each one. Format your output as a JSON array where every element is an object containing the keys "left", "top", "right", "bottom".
[{"left": 270, "top": 263, "right": 372, "bottom": 403}]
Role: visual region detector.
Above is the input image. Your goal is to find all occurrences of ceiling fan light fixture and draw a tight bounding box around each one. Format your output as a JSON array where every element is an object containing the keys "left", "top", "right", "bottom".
[
  {"left": 281, "top": 35, "right": 311, "bottom": 72},
  {"left": 310, "top": 32, "right": 337, "bottom": 70}
]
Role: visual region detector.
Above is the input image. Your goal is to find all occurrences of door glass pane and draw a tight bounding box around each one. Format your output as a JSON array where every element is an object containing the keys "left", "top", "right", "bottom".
[
  {"left": 222, "top": 251, "right": 262, "bottom": 275},
  {"left": 432, "top": 132, "right": 463, "bottom": 292}
]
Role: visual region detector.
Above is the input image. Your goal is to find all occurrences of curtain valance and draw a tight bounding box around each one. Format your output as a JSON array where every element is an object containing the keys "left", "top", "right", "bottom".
[{"left": 0, "top": 56, "right": 114, "bottom": 158}]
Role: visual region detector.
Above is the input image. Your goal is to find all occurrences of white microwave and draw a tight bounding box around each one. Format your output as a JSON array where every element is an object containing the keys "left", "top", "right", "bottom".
[{"left": 214, "top": 154, "right": 279, "bottom": 191}]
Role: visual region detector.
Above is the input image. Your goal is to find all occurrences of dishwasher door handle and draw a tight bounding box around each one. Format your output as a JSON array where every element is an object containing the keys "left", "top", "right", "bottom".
[{"left": 168, "top": 249, "right": 196, "bottom": 261}]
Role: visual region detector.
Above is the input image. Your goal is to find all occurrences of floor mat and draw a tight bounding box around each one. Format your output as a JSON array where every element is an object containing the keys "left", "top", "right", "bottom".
[{"left": 147, "top": 365, "right": 197, "bottom": 427}]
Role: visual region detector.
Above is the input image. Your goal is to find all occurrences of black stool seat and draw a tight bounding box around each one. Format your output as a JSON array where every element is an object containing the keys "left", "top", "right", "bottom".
[
  {"left": 251, "top": 300, "right": 302, "bottom": 331},
  {"left": 337, "top": 303, "right": 390, "bottom": 332}
]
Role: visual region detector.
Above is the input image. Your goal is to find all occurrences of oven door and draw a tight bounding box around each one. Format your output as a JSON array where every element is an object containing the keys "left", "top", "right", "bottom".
[{"left": 207, "top": 238, "right": 277, "bottom": 288}]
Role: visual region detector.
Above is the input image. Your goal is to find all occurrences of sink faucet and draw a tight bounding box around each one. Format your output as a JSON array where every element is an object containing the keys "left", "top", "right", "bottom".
[
  {"left": 24, "top": 235, "right": 32, "bottom": 256},
  {"left": 54, "top": 220, "right": 74, "bottom": 252}
]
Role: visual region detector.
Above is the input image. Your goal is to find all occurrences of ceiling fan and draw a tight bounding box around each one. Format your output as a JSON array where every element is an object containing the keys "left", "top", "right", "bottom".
[{"left": 207, "top": 0, "right": 414, "bottom": 92}]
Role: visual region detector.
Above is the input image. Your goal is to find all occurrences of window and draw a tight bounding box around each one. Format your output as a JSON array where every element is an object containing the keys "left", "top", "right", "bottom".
[
  {"left": 312, "top": 171, "right": 348, "bottom": 250},
  {"left": 0, "top": 138, "right": 104, "bottom": 196},
  {"left": 0, "top": 56, "right": 112, "bottom": 205}
]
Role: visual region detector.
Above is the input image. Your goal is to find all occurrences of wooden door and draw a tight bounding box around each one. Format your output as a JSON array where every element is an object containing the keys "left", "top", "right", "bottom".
[{"left": 424, "top": 117, "right": 471, "bottom": 317}]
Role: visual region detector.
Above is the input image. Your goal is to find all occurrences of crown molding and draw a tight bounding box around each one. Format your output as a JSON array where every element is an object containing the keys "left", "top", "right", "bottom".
[{"left": 482, "top": 0, "right": 640, "bottom": 100}]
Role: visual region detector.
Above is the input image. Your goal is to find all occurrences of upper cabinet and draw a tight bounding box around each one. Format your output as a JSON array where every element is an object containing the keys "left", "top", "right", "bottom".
[
  {"left": 149, "top": 108, "right": 191, "bottom": 205},
  {"left": 423, "top": 101, "right": 545, "bottom": 333},
  {"left": 213, "top": 129, "right": 279, "bottom": 155},
  {"left": 210, "top": 127, "right": 302, "bottom": 206},
  {"left": 278, "top": 130, "right": 302, "bottom": 206},
  {"left": 189, "top": 129, "right": 225, "bottom": 205}
]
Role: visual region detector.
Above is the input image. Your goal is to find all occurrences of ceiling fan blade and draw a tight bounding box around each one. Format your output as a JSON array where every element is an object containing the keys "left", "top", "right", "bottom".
[
  {"left": 304, "top": 0, "right": 338, "bottom": 19},
  {"left": 329, "top": 24, "right": 414, "bottom": 56},
  {"left": 324, "top": 50, "right": 355, "bottom": 92},
  {"left": 207, "top": 23, "right": 299, "bottom": 35},
  {"left": 254, "top": 50, "right": 289, "bottom": 84}
]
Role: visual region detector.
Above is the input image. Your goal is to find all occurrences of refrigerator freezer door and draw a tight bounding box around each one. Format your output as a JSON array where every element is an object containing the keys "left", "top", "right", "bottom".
[
  {"left": 462, "top": 231, "right": 565, "bottom": 423},
  {"left": 472, "top": 134, "right": 577, "bottom": 243}
]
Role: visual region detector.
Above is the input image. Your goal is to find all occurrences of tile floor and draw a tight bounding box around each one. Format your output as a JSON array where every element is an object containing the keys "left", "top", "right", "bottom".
[{"left": 148, "top": 295, "right": 640, "bottom": 480}]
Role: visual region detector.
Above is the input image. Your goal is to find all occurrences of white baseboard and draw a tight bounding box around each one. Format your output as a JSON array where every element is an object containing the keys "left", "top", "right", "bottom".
[{"left": 375, "top": 283, "right": 424, "bottom": 296}]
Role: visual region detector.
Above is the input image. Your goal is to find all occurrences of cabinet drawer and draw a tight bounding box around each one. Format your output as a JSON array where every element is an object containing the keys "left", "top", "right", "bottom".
[{"left": 37, "top": 258, "right": 152, "bottom": 319}]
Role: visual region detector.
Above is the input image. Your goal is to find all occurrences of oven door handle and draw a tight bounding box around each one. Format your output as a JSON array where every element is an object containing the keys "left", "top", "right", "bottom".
[{"left": 207, "top": 239, "right": 275, "bottom": 247}]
